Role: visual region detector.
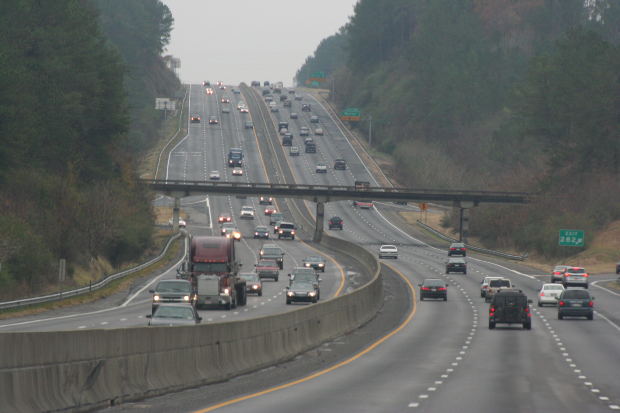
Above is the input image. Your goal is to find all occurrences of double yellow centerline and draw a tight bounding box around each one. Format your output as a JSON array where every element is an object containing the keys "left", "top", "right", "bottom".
[{"left": 193, "top": 262, "right": 416, "bottom": 412}]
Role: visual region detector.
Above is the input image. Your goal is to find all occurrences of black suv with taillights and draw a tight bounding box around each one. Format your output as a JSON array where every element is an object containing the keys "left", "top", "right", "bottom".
[
  {"left": 557, "top": 288, "right": 594, "bottom": 320},
  {"left": 448, "top": 242, "right": 466, "bottom": 256},
  {"left": 328, "top": 216, "right": 343, "bottom": 230},
  {"left": 446, "top": 257, "right": 467, "bottom": 274},
  {"left": 489, "top": 290, "right": 532, "bottom": 330}
]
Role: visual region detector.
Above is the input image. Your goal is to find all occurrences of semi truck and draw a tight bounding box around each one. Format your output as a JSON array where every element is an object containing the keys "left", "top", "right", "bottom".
[{"left": 177, "top": 236, "right": 246, "bottom": 310}]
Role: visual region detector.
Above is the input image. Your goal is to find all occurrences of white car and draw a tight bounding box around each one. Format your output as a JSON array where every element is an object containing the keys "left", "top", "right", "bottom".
[
  {"left": 168, "top": 218, "right": 187, "bottom": 228},
  {"left": 240, "top": 206, "right": 255, "bottom": 219},
  {"left": 315, "top": 163, "right": 327, "bottom": 173},
  {"left": 379, "top": 245, "right": 398, "bottom": 259},
  {"left": 538, "top": 283, "right": 565, "bottom": 306},
  {"left": 237, "top": 102, "right": 246, "bottom": 110},
  {"left": 232, "top": 168, "right": 243, "bottom": 176},
  {"left": 209, "top": 170, "right": 220, "bottom": 180}
]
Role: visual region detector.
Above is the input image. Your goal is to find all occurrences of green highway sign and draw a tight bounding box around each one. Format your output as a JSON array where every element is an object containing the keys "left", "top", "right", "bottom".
[
  {"left": 310, "top": 71, "right": 325, "bottom": 79},
  {"left": 341, "top": 107, "right": 361, "bottom": 121},
  {"left": 559, "top": 229, "right": 585, "bottom": 247}
]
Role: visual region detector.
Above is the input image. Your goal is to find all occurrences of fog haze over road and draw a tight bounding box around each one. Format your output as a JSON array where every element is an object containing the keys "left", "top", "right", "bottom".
[{"left": 161, "top": 0, "right": 357, "bottom": 86}]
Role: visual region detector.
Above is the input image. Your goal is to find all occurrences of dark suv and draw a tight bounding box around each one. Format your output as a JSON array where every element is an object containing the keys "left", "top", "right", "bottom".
[
  {"left": 334, "top": 159, "right": 346, "bottom": 170},
  {"left": 558, "top": 289, "right": 594, "bottom": 320},
  {"left": 488, "top": 290, "right": 532, "bottom": 330},
  {"left": 328, "top": 216, "right": 343, "bottom": 230},
  {"left": 446, "top": 257, "right": 467, "bottom": 274},
  {"left": 448, "top": 242, "right": 466, "bottom": 256}
]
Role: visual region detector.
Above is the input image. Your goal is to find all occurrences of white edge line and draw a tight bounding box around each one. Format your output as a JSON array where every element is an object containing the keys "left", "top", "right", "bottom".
[
  {"left": 0, "top": 239, "right": 188, "bottom": 329},
  {"left": 166, "top": 84, "right": 193, "bottom": 180},
  {"left": 591, "top": 279, "right": 620, "bottom": 298},
  {"left": 312, "top": 92, "right": 539, "bottom": 281},
  {"left": 594, "top": 311, "right": 620, "bottom": 333}
]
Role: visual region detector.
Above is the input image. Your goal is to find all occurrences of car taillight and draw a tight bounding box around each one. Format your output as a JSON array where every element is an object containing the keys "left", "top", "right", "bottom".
[
  {"left": 558, "top": 301, "right": 565, "bottom": 306},
  {"left": 450, "top": 248, "right": 455, "bottom": 250},
  {"left": 588, "top": 301, "right": 593, "bottom": 307},
  {"left": 540, "top": 292, "right": 545, "bottom": 297},
  {"left": 421, "top": 287, "right": 430, "bottom": 291},
  {"left": 438, "top": 287, "right": 447, "bottom": 291},
  {"left": 583, "top": 273, "right": 589, "bottom": 277}
]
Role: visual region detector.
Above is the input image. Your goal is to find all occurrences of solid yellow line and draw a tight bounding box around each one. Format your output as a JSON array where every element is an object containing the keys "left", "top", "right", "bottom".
[
  {"left": 192, "top": 261, "right": 416, "bottom": 413},
  {"left": 244, "top": 87, "right": 345, "bottom": 295}
]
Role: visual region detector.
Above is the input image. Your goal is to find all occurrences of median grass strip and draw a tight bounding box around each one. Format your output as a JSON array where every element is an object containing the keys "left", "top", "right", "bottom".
[{"left": 0, "top": 233, "right": 183, "bottom": 319}]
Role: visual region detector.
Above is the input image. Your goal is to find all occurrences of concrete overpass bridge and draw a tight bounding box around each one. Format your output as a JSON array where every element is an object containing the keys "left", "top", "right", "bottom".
[{"left": 142, "top": 179, "right": 533, "bottom": 241}]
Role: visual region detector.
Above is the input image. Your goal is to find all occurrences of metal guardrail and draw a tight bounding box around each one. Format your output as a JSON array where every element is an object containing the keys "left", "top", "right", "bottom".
[
  {"left": 416, "top": 220, "right": 528, "bottom": 261},
  {"left": 0, "top": 232, "right": 182, "bottom": 310}
]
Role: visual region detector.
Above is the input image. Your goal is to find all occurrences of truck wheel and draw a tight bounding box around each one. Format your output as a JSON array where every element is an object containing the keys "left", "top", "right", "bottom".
[
  {"left": 312, "top": 298, "right": 317, "bottom": 303},
  {"left": 558, "top": 313, "right": 563, "bottom": 320},
  {"left": 292, "top": 236, "right": 295, "bottom": 240},
  {"left": 524, "top": 321, "right": 532, "bottom": 330},
  {"left": 226, "top": 301, "right": 232, "bottom": 310},
  {"left": 286, "top": 299, "right": 291, "bottom": 305},
  {"left": 258, "top": 291, "right": 263, "bottom": 296},
  {"left": 275, "top": 277, "right": 279, "bottom": 282},
  {"left": 489, "top": 320, "right": 496, "bottom": 329},
  {"left": 240, "top": 290, "right": 247, "bottom": 306},
  {"left": 587, "top": 313, "right": 593, "bottom": 320},
  {"left": 231, "top": 295, "right": 237, "bottom": 309}
]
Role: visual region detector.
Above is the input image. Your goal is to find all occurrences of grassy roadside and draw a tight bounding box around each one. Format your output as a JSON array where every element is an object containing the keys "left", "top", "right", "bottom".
[
  {"left": 0, "top": 233, "right": 183, "bottom": 319},
  {"left": 307, "top": 90, "right": 620, "bottom": 274},
  {"left": 139, "top": 85, "right": 189, "bottom": 180}
]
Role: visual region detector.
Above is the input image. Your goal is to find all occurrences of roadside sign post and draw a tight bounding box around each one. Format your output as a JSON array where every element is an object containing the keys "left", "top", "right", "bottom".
[{"left": 558, "top": 229, "right": 585, "bottom": 247}]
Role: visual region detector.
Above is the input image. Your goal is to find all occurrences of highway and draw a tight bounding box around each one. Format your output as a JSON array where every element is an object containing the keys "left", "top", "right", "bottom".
[
  {"left": 99, "top": 83, "right": 620, "bottom": 413},
  {"left": 0, "top": 84, "right": 365, "bottom": 333}
]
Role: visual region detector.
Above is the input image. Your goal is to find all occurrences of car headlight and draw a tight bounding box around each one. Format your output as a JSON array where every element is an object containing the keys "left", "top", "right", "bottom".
[
  {"left": 252, "top": 285, "right": 258, "bottom": 289},
  {"left": 279, "top": 230, "right": 283, "bottom": 234},
  {"left": 260, "top": 251, "right": 264, "bottom": 255},
  {"left": 287, "top": 291, "right": 295, "bottom": 297},
  {"left": 318, "top": 263, "right": 324, "bottom": 267},
  {"left": 291, "top": 230, "right": 296, "bottom": 234},
  {"left": 223, "top": 288, "right": 230, "bottom": 295},
  {"left": 255, "top": 232, "right": 259, "bottom": 235},
  {"left": 308, "top": 291, "right": 316, "bottom": 297},
  {"left": 305, "top": 263, "right": 310, "bottom": 267},
  {"left": 153, "top": 295, "right": 160, "bottom": 301},
  {"left": 183, "top": 295, "right": 190, "bottom": 301}
]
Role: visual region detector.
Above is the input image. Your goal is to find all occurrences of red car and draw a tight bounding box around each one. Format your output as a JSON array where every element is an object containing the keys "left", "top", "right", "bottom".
[
  {"left": 264, "top": 207, "right": 277, "bottom": 215},
  {"left": 218, "top": 213, "right": 232, "bottom": 223}
]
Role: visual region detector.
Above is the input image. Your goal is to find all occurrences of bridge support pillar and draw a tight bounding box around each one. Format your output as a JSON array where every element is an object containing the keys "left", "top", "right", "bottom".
[
  {"left": 313, "top": 201, "right": 325, "bottom": 242},
  {"left": 172, "top": 197, "right": 180, "bottom": 232},
  {"left": 454, "top": 201, "right": 474, "bottom": 243}
]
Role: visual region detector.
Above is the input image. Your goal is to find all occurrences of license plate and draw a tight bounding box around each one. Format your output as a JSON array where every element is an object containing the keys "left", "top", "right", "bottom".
[
  {"left": 431, "top": 288, "right": 437, "bottom": 291},
  {"left": 572, "top": 302, "right": 582, "bottom": 307}
]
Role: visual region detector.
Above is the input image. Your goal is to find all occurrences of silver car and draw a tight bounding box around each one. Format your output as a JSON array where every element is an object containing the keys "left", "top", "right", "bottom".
[
  {"left": 379, "top": 245, "right": 398, "bottom": 259},
  {"left": 147, "top": 303, "right": 201, "bottom": 326}
]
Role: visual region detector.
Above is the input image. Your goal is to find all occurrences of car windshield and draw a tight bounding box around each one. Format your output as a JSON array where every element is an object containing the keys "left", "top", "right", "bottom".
[
  {"left": 255, "top": 226, "right": 268, "bottom": 232},
  {"left": 240, "top": 273, "right": 259, "bottom": 282},
  {"left": 490, "top": 280, "right": 510, "bottom": 287},
  {"left": 451, "top": 243, "right": 465, "bottom": 248},
  {"left": 280, "top": 223, "right": 295, "bottom": 229},
  {"left": 566, "top": 268, "right": 586, "bottom": 274},
  {"left": 544, "top": 285, "right": 564, "bottom": 290},
  {"left": 564, "top": 290, "right": 590, "bottom": 299},
  {"left": 242, "top": 207, "right": 253, "bottom": 211},
  {"left": 292, "top": 282, "right": 314, "bottom": 290},
  {"left": 156, "top": 281, "right": 190, "bottom": 293},
  {"left": 553, "top": 266, "right": 567, "bottom": 271},
  {"left": 423, "top": 279, "right": 444, "bottom": 287},
  {"left": 306, "top": 257, "right": 322, "bottom": 262},
  {"left": 382, "top": 245, "right": 396, "bottom": 250},
  {"left": 153, "top": 306, "right": 195, "bottom": 320},
  {"left": 262, "top": 248, "right": 281, "bottom": 255},
  {"left": 258, "top": 260, "right": 277, "bottom": 266}
]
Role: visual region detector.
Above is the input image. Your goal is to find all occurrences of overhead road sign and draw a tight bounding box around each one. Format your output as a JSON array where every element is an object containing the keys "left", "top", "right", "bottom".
[{"left": 559, "top": 229, "right": 585, "bottom": 247}]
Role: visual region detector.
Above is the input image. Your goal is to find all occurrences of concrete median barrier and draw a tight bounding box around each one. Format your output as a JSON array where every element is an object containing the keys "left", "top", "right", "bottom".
[{"left": 0, "top": 237, "right": 382, "bottom": 413}]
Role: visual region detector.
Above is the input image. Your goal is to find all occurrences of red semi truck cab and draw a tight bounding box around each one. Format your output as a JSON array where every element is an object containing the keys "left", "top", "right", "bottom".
[{"left": 178, "top": 236, "right": 246, "bottom": 310}]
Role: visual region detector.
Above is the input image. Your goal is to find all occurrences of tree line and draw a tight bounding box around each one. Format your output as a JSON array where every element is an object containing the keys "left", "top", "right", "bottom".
[
  {"left": 0, "top": 0, "right": 179, "bottom": 296},
  {"left": 296, "top": 0, "right": 620, "bottom": 257}
]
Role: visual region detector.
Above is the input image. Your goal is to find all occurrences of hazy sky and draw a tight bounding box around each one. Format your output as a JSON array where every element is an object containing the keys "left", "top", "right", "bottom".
[{"left": 161, "top": 0, "right": 358, "bottom": 86}]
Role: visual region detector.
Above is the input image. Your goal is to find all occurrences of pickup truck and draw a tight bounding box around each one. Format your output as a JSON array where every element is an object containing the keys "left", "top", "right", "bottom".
[
  {"left": 353, "top": 200, "right": 374, "bottom": 209},
  {"left": 485, "top": 278, "right": 513, "bottom": 303},
  {"left": 255, "top": 259, "right": 280, "bottom": 281}
]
